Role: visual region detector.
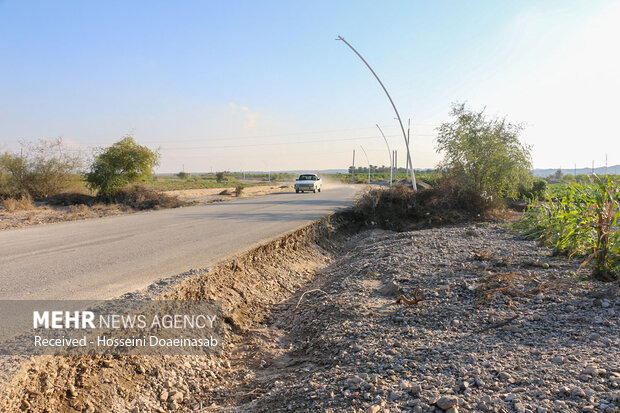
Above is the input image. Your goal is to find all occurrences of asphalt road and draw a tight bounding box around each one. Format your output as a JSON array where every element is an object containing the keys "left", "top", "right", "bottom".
[{"left": 0, "top": 185, "right": 358, "bottom": 300}]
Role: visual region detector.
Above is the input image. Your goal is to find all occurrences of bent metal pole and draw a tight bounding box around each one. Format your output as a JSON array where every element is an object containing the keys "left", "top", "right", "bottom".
[
  {"left": 376, "top": 124, "right": 392, "bottom": 186},
  {"left": 336, "top": 35, "right": 417, "bottom": 190},
  {"left": 359, "top": 145, "right": 371, "bottom": 184}
]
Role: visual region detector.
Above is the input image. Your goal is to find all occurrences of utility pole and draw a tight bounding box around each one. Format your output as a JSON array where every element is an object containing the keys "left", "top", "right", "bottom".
[
  {"left": 406, "top": 118, "right": 411, "bottom": 180},
  {"left": 352, "top": 149, "right": 356, "bottom": 182},
  {"left": 393, "top": 150, "right": 397, "bottom": 180},
  {"left": 337, "top": 36, "right": 417, "bottom": 190},
  {"left": 376, "top": 124, "right": 392, "bottom": 186},
  {"left": 360, "top": 145, "right": 371, "bottom": 183}
]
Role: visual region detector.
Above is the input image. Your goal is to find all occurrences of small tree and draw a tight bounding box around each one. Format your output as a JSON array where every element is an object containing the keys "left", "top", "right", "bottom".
[
  {"left": 86, "top": 136, "right": 159, "bottom": 196},
  {"left": 177, "top": 171, "right": 190, "bottom": 180},
  {"left": 435, "top": 103, "right": 532, "bottom": 199},
  {"left": 215, "top": 171, "right": 226, "bottom": 183},
  {"left": 551, "top": 168, "right": 564, "bottom": 180}
]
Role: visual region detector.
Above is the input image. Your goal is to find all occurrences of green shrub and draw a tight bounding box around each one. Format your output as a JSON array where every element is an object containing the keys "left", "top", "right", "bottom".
[
  {"left": 416, "top": 171, "right": 442, "bottom": 187},
  {"left": 436, "top": 103, "right": 532, "bottom": 199},
  {"left": 532, "top": 179, "right": 547, "bottom": 199},
  {"left": 518, "top": 179, "right": 547, "bottom": 201},
  {"left": 215, "top": 171, "right": 227, "bottom": 183},
  {"left": 86, "top": 136, "right": 159, "bottom": 196}
]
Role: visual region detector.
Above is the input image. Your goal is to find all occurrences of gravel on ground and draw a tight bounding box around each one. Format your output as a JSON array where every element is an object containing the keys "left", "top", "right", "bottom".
[{"left": 2, "top": 221, "right": 618, "bottom": 413}]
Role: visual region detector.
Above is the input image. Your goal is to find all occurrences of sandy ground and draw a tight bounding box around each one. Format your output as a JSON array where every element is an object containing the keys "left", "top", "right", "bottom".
[
  {"left": 0, "top": 203, "right": 131, "bottom": 230},
  {"left": 162, "top": 183, "right": 293, "bottom": 203},
  {"left": 0, "top": 183, "right": 294, "bottom": 230}
]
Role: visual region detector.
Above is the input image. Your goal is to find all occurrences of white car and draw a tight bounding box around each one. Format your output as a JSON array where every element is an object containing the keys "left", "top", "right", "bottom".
[{"left": 295, "top": 174, "right": 322, "bottom": 193}]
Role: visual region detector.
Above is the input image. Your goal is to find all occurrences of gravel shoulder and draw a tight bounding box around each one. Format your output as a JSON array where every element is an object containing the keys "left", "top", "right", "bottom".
[
  {"left": 228, "top": 224, "right": 619, "bottom": 412},
  {"left": 2, "top": 221, "right": 618, "bottom": 412}
]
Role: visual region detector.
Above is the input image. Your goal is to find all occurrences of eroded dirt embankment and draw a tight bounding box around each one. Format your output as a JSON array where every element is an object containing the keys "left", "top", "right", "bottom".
[{"left": 0, "top": 212, "right": 358, "bottom": 413}]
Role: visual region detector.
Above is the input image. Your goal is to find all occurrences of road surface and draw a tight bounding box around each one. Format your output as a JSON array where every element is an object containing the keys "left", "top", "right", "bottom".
[{"left": 0, "top": 185, "right": 358, "bottom": 300}]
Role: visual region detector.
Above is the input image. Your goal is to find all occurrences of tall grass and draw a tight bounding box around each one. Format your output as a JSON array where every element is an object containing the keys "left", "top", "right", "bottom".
[
  {"left": 1, "top": 194, "right": 34, "bottom": 212},
  {"left": 515, "top": 175, "right": 619, "bottom": 281}
]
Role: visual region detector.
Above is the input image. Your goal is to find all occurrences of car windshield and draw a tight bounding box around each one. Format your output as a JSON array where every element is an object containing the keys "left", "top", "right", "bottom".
[{"left": 298, "top": 175, "right": 316, "bottom": 181}]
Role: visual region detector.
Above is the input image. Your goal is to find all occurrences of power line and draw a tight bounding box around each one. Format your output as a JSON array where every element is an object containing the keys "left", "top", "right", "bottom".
[
  {"left": 140, "top": 126, "right": 383, "bottom": 144},
  {"left": 160, "top": 134, "right": 403, "bottom": 150},
  {"left": 137, "top": 126, "right": 440, "bottom": 145},
  {"left": 1, "top": 132, "right": 439, "bottom": 153}
]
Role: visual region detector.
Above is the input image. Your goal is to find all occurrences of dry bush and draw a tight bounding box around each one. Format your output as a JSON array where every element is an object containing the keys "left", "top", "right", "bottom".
[
  {"left": 472, "top": 249, "right": 493, "bottom": 261},
  {"left": 2, "top": 194, "right": 34, "bottom": 212},
  {"left": 474, "top": 272, "right": 547, "bottom": 307},
  {"left": 0, "top": 138, "right": 83, "bottom": 198},
  {"left": 92, "top": 203, "right": 126, "bottom": 214},
  {"left": 1, "top": 197, "right": 17, "bottom": 212},
  {"left": 17, "top": 193, "right": 34, "bottom": 210},
  {"left": 101, "top": 185, "right": 187, "bottom": 210},
  {"left": 354, "top": 178, "right": 495, "bottom": 231},
  {"left": 219, "top": 189, "right": 233, "bottom": 196},
  {"left": 235, "top": 184, "right": 244, "bottom": 197},
  {"left": 68, "top": 204, "right": 91, "bottom": 215}
]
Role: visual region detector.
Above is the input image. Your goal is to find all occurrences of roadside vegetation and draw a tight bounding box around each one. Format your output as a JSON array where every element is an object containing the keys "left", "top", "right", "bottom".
[
  {"left": 0, "top": 135, "right": 296, "bottom": 229},
  {"left": 354, "top": 178, "right": 495, "bottom": 231},
  {"left": 351, "top": 103, "right": 619, "bottom": 283},
  {"left": 86, "top": 135, "right": 160, "bottom": 198},
  {"left": 515, "top": 175, "right": 619, "bottom": 281},
  {"left": 0, "top": 138, "right": 83, "bottom": 199},
  {"left": 328, "top": 169, "right": 441, "bottom": 186},
  {"left": 354, "top": 103, "right": 532, "bottom": 229},
  {"left": 1, "top": 193, "right": 34, "bottom": 212},
  {"left": 0, "top": 136, "right": 187, "bottom": 226},
  {"left": 435, "top": 103, "right": 532, "bottom": 199}
]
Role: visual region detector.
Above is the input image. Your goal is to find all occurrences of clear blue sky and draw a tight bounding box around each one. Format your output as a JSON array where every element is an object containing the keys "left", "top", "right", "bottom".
[{"left": 1, "top": 0, "right": 618, "bottom": 172}]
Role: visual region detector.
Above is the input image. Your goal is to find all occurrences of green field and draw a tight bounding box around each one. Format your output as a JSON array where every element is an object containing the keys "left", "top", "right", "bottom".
[{"left": 325, "top": 169, "right": 441, "bottom": 186}]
